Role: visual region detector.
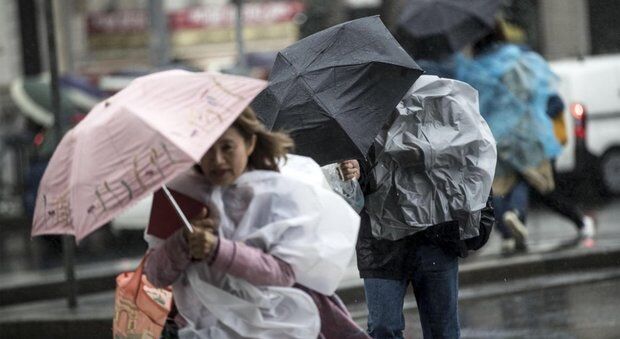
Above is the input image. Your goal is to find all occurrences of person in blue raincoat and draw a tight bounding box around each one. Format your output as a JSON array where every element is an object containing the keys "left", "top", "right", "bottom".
[{"left": 456, "top": 22, "right": 562, "bottom": 254}]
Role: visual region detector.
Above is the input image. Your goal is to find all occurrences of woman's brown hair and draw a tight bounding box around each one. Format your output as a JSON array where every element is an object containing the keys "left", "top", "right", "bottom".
[{"left": 232, "top": 107, "right": 294, "bottom": 171}]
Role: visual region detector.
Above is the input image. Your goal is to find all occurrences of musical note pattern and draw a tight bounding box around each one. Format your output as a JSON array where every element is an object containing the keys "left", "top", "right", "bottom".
[{"left": 35, "top": 72, "right": 266, "bottom": 238}]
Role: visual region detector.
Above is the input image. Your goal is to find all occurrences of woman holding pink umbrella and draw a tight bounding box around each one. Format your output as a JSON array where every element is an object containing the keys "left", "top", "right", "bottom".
[
  {"left": 30, "top": 70, "right": 364, "bottom": 338},
  {"left": 143, "top": 108, "right": 367, "bottom": 339}
]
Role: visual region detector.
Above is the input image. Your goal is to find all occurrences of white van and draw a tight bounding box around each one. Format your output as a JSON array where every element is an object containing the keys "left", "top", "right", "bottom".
[{"left": 550, "top": 54, "right": 620, "bottom": 195}]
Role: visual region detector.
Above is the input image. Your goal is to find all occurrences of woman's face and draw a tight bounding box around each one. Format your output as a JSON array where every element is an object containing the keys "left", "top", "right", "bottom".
[{"left": 200, "top": 127, "right": 256, "bottom": 186}]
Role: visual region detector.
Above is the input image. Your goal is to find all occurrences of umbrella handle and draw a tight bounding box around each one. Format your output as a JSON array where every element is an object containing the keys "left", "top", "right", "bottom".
[{"left": 162, "top": 185, "right": 194, "bottom": 234}]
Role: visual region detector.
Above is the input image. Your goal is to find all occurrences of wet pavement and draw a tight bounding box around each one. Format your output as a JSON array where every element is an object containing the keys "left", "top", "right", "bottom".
[
  {"left": 459, "top": 277, "right": 620, "bottom": 338},
  {"left": 376, "top": 276, "right": 620, "bottom": 339},
  {"left": 0, "top": 196, "right": 618, "bottom": 337}
]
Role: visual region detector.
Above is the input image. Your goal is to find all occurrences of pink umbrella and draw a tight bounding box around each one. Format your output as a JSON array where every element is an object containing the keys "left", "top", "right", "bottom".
[{"left": 32, "top": 70, "right": 267, "bottom": 242}]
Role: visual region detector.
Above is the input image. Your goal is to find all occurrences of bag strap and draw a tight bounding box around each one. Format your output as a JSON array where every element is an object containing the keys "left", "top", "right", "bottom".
[
  {"left": 134, "top": 254, "right": 148, "bottom": 277},
  {"left": 124, "top": 254, "right": 149, "bottom": 295},
  {"left": 129, "top": 253, "right": 174, "bottom": 325}
]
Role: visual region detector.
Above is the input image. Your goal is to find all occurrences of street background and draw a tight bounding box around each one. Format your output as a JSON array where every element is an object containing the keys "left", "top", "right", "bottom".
[{"left": 1, "top": 0, "right": 619, "bottom": 338}]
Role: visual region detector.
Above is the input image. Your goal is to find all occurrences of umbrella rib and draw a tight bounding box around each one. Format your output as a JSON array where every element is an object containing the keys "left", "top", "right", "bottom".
[
  {"left": 275, "top": 25, "right": 358, "bottom": 116},
  {"left": 304, "top": 57, "right": 418, "bottom": 75},
  {"left": 277, "top": 54, "right": 333, "bottom": 117},
  {"left": 122, "top": 103, "right": 203, "bottom": 163},
  {"left": 274, "top": 58, "right": 419, "bottom": 119},
  {"left": 84, "top": 150, "right": 178, "bottom": 216},
  {"left": 304, "top": 25, "right": 346, "bottom": 71}
]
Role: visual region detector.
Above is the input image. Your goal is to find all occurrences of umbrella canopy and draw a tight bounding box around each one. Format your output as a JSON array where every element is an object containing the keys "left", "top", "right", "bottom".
[
  {"left": 31, "top": 70, "right": 266, "bottom": 242},
  {"left": 252, "top": 15, "right": 423, "bottom": 165},
  {"left": 397, "top": 0, "right": 502, "bottom": 59}
]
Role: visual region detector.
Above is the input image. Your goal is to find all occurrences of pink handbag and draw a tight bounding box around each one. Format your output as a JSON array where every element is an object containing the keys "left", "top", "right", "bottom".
[{"left": 113, "top": 256, "right": 173, "bottom": 338}]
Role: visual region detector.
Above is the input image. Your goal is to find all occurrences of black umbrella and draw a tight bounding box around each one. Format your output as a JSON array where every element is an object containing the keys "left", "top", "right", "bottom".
[
  {"left": 252, "top": 16, "right": 423, "bottom": 166},
  {"left": 397, "top": 0, "right": 502, "bottom": 59}
]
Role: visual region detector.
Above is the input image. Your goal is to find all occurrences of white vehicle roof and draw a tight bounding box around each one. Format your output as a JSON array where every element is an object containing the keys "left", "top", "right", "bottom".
[{"left": 550, "top": 54, "right": 620, "bottom": 115}]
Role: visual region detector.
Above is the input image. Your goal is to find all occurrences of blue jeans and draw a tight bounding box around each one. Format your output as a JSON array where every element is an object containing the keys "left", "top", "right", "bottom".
[
  {"left": 363, "top": 243, "right": 460, "bottom": 339},
  {"left": 493, "top": 180, "right": 529, "bottom": 239}
]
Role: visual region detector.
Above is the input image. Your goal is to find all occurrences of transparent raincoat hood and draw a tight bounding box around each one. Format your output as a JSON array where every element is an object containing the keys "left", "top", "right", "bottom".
[{"left": 367, "top": 75, "right": 497, "bottom": 241}]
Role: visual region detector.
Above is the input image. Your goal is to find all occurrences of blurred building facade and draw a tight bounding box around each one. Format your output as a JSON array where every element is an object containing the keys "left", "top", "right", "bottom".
[
  {"left": 4, "top": 0, "right": 619, "bottom": 87},
  {"left": 503, "top": 0, "right": 620, "bottom": 59},
  {"left": 61, "top": 0, "right": 306, "bottom": 73}
]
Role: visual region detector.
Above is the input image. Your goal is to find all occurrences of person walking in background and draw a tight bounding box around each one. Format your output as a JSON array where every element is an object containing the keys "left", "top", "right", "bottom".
[
  {"left": 456, "top": 21, "right": 563, "bottom": 255},
  {"left": 528, "top": 94, "right": 596, "bottom": 247},
  {"left": 144, "top": 108, "right": 368, "bottom": 338}
]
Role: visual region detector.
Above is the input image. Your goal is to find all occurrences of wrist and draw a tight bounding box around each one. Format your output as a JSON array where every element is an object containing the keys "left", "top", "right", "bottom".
[{"left": 206, "top": 236, "right": 220, "bottom": 265}]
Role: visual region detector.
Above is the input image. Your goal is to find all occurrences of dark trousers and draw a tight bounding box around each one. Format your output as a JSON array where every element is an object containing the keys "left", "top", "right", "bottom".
[{"left": 531, "top": 160, "right": 585, "bottom": 229}]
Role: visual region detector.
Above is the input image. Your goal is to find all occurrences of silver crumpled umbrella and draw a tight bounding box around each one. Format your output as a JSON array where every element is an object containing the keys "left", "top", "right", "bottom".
[{"left": 367, "top": 75, "right": 497, "bottom": 241}]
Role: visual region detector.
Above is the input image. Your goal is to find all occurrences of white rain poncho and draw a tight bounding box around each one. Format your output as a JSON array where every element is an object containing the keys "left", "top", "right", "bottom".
[
  {"left": 366, "top": 75, "right": 496, "bottom": 241},
  {"left": 154, "top": 155, "right": 360, "bottom": 338}
]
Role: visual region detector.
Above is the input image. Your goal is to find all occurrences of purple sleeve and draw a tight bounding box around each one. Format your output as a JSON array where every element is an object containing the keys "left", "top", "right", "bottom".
[
  {"left": 144, "top": 230, "right": 192, "bottom": 288},
  {"left": 211, "top": 238, "right": 296, "bottom": 287}
]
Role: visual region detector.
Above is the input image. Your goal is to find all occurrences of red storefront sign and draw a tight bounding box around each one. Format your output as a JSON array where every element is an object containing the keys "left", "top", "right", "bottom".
[{"left": 87, "top": 1, "right": 304, "bottom": 34}]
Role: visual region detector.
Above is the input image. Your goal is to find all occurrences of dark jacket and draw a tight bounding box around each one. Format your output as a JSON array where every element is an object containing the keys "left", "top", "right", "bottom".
[{"left": 355, "top": 158, "right": 495, "bottom": 280}]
